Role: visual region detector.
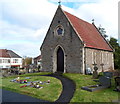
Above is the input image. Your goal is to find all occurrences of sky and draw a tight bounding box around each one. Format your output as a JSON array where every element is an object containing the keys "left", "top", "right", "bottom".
[{"left": 0, "top": 0, "right": 119, "bottom": 58}]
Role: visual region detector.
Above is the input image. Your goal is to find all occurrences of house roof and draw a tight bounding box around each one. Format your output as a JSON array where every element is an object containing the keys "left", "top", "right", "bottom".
[
  {"left": 0, "top": 49, "right": 22, "bottom": 58},
  {"left": 63, "top": 11, "right": 113, "bottom": 51},
  {"left": 34, "top": 55, "right": 41, "bottom": 61},
  {"left": 0, "top": 49, "right": 10, "bottom": 58},
  {"left": 8, "top": 50, "right": 22, "bottom": 58}
]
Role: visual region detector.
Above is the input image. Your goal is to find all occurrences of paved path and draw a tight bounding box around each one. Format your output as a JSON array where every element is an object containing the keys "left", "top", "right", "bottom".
[
  {"left": 1, "top": 89, "right": 49, "bottom": 103},
  {"left": 1, "top": 73, "right": 76, "bottom": 103},
  {"left": 42, "top": 73, "right": 76, "bottom": 103}
]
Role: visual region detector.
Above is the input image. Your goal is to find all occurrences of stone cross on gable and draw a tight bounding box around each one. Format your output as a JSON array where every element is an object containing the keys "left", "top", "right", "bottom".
[{"left": 58, "top": 0, "right": 61, "bottom": 6}]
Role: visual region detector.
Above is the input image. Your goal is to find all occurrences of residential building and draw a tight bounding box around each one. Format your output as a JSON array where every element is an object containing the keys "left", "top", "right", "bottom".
[
  {"left": 33, "top": 55, "right": 42, "bottom": 68},
  {"left": 0, "top": 49, "right": 22, "bottom": 69}
]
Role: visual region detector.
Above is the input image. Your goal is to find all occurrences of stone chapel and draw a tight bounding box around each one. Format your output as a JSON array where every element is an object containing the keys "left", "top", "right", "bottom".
[{"left": 40, "top": 5, "right": 114, "bottom": 74}]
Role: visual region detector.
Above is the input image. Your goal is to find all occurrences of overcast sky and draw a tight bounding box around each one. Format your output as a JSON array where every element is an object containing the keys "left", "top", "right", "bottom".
[{"left": 0, "top": 0, "right": 119, "bottom": 57}]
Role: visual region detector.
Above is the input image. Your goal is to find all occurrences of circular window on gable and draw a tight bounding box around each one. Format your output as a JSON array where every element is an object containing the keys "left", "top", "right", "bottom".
[{"left": 56, "top": 25, "right": 64, "bottom": 36}]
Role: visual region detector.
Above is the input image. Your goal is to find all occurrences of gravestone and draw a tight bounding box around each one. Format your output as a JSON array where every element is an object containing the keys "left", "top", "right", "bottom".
[
  {"left": 114, "top": 77, "right": 120, "bottom": 92},
  {"left": 99, "top": 76, "right": 111, "bottom": 87},
  {"left": 103, "top": 72, "right": 113, "bottom": 79},
  {"left": 93, "top": 66, "right": 98, "bottom": 79},
  {"left": 81, "top": 76, "right": 111, "bottom": 92}
]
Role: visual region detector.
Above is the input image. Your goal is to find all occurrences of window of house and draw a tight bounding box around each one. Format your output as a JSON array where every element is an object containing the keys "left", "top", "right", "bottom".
[
  {"left": 13, "top": 59, "right": 18, "bottom": 63},
  {"left": 0, "top": 59, "right": 2, "bottom": 63},
  {"left": 2, "top": 59, "right": 5, "bottom": 63},
  {"left": 2, "top": 59, "right": 10, "bottom": 63},
  {"left": 6, "top": 66, "right": 10, "bottom": 68},
  {"left": 5, "top": 59, "right": 7, "bottom": 63},
  {"left": 8, "top": 59, "right": 10, "bottom": 63}
]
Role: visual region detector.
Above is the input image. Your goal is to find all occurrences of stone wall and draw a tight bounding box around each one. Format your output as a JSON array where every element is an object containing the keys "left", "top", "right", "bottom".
[
  {"left": 40, "top": 6, "right": 114, "bottom": 74},
  {"left": 40, "top": 7, "right": 84, "bottom": 73},
  {"left": 85, "top": 48, "right": 114, "bottom": 73}
]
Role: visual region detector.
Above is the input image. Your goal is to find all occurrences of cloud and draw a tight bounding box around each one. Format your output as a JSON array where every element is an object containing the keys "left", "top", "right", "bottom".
[
  {"left": 0, "top": 0, "right": 57, "bottom": 57},
  {"left": 1, "top": 20, "right": 33, "bottom": 40},
  {"left": 63, "top": 0, "right": 118, "bottom": 39},
  {"left": 0, "top": 0, "right": 118, "bottom": 57},
  {"left": 1, "top": 0, "right": 57, "bottom": 29},
  {"left": 0, "top": 19, "right": 48, "bottom": 57},
  {"left": 49, "top": 0, "right": 101, "bottom": 3},
  {"left": 5, "top": 42, "right": 41, "bottom": 57}
]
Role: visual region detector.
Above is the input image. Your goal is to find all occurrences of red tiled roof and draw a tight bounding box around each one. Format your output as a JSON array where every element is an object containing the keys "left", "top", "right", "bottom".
[
  {"left": 64, "top": 11, "right": 113, "bottom": 51},
  {"left": 0, "top": 49, "right": 10, "bottom": 58},
  {"left": 34, "top": 55, "right": 41, "bottom": 60},
  {"left": 0, "top": 49, "right": 21, "bottom": 58}
]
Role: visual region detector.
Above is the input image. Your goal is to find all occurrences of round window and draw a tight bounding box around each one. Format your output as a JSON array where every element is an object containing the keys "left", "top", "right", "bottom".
[{"left": 56, "top": 25, "right": 64, "bottom": 35}]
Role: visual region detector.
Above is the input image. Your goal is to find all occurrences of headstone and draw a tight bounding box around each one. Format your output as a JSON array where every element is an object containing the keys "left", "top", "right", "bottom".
[
  {"left": 93, "top": 66, "right": 98, "bottom": 79},
  {"left": 93, "top": 71, "right": 98, "bottom": 79},
  {"left": 114, "top": 77, "right": 120, "bottom": 92},
  {"left": 99, "top": 76, "right": 111, "bottom": 87},
  {"left": 103, "top": 72, "right": 113, "bottom": 78},
  {"left": 81, "top": 76, "right": 111, "bottom": 92}
]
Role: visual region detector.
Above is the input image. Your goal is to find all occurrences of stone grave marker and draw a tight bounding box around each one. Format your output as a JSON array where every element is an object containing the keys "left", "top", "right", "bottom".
[
  {"left": 114, "top": 76, "right": 120, "bottom": 92},
  {"left": 93, "top": 66, "right": 98, "bottom": 79},
  {"left": 99, "top": 76, "right": 111, "bottom": 87},
  {"left": 103, "top": 72, "right": 113, "bottom": 79},
  {"left": 81, "top": 76, "right": 111, "bottom": 92}
]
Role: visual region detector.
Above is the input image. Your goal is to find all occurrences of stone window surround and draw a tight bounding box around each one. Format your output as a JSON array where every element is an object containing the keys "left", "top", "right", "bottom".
[{"left": 54, "top": 25, "right": 64, "bottom": 36}]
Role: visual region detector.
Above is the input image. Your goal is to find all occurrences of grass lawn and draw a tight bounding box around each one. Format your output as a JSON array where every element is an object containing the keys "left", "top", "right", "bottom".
[
  {"left": 0, "top": 76, "right": 2, "bottom": 89},
  {"left": 1, "top": 72, "right": 62, "bottom": 102},
  {"left": 1, "top": 72, "right": 119, "bottom": 102},
  {"left": 63, "top": 73, "right": 119, "bottom": 102}
]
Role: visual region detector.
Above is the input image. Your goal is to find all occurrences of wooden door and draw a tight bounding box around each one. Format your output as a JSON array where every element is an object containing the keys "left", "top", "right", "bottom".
[{"left": 57, "top": 47, "right": 64, "bottom": 72}]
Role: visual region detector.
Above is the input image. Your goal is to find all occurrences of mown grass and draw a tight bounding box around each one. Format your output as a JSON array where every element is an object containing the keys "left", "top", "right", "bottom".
[
  {"left": 63, "top": 73, "right": 119, "bottom": 102},
  {"left": 1, "top": 72, "right": 119, "bottom": 102},
  {"left": 0, "top": 76, "right": 2, "bottom": 89},
  {"left": 1, "top": 72, "right": 62, "bottom": 102}
]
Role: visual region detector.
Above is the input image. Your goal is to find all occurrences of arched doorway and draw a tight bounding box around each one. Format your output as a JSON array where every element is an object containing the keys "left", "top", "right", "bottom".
[{"left": 57, "top": 47, "right": 64, "bottom": 72}]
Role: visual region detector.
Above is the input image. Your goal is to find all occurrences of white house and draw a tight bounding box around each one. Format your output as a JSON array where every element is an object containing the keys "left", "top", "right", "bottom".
[
  {"left": 0, "top": 49, "right": 22, "bottom": 69},
  {"left": 33, "top": 55, "right": 42, "bottom": 68}
]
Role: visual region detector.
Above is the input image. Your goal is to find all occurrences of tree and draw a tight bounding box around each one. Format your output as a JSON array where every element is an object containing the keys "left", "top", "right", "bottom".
[
  {"left": 109, "top": 37, "right": 120, "bottom": 69},
  {"left": 22, "top": 57, "right": 32, "bottom": 66},
  {"left": 98, "top": 25, "right": 108, "bottom": 38},
  {"left": 22, "top": 57, "right": 32, "bottom": 73}
]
